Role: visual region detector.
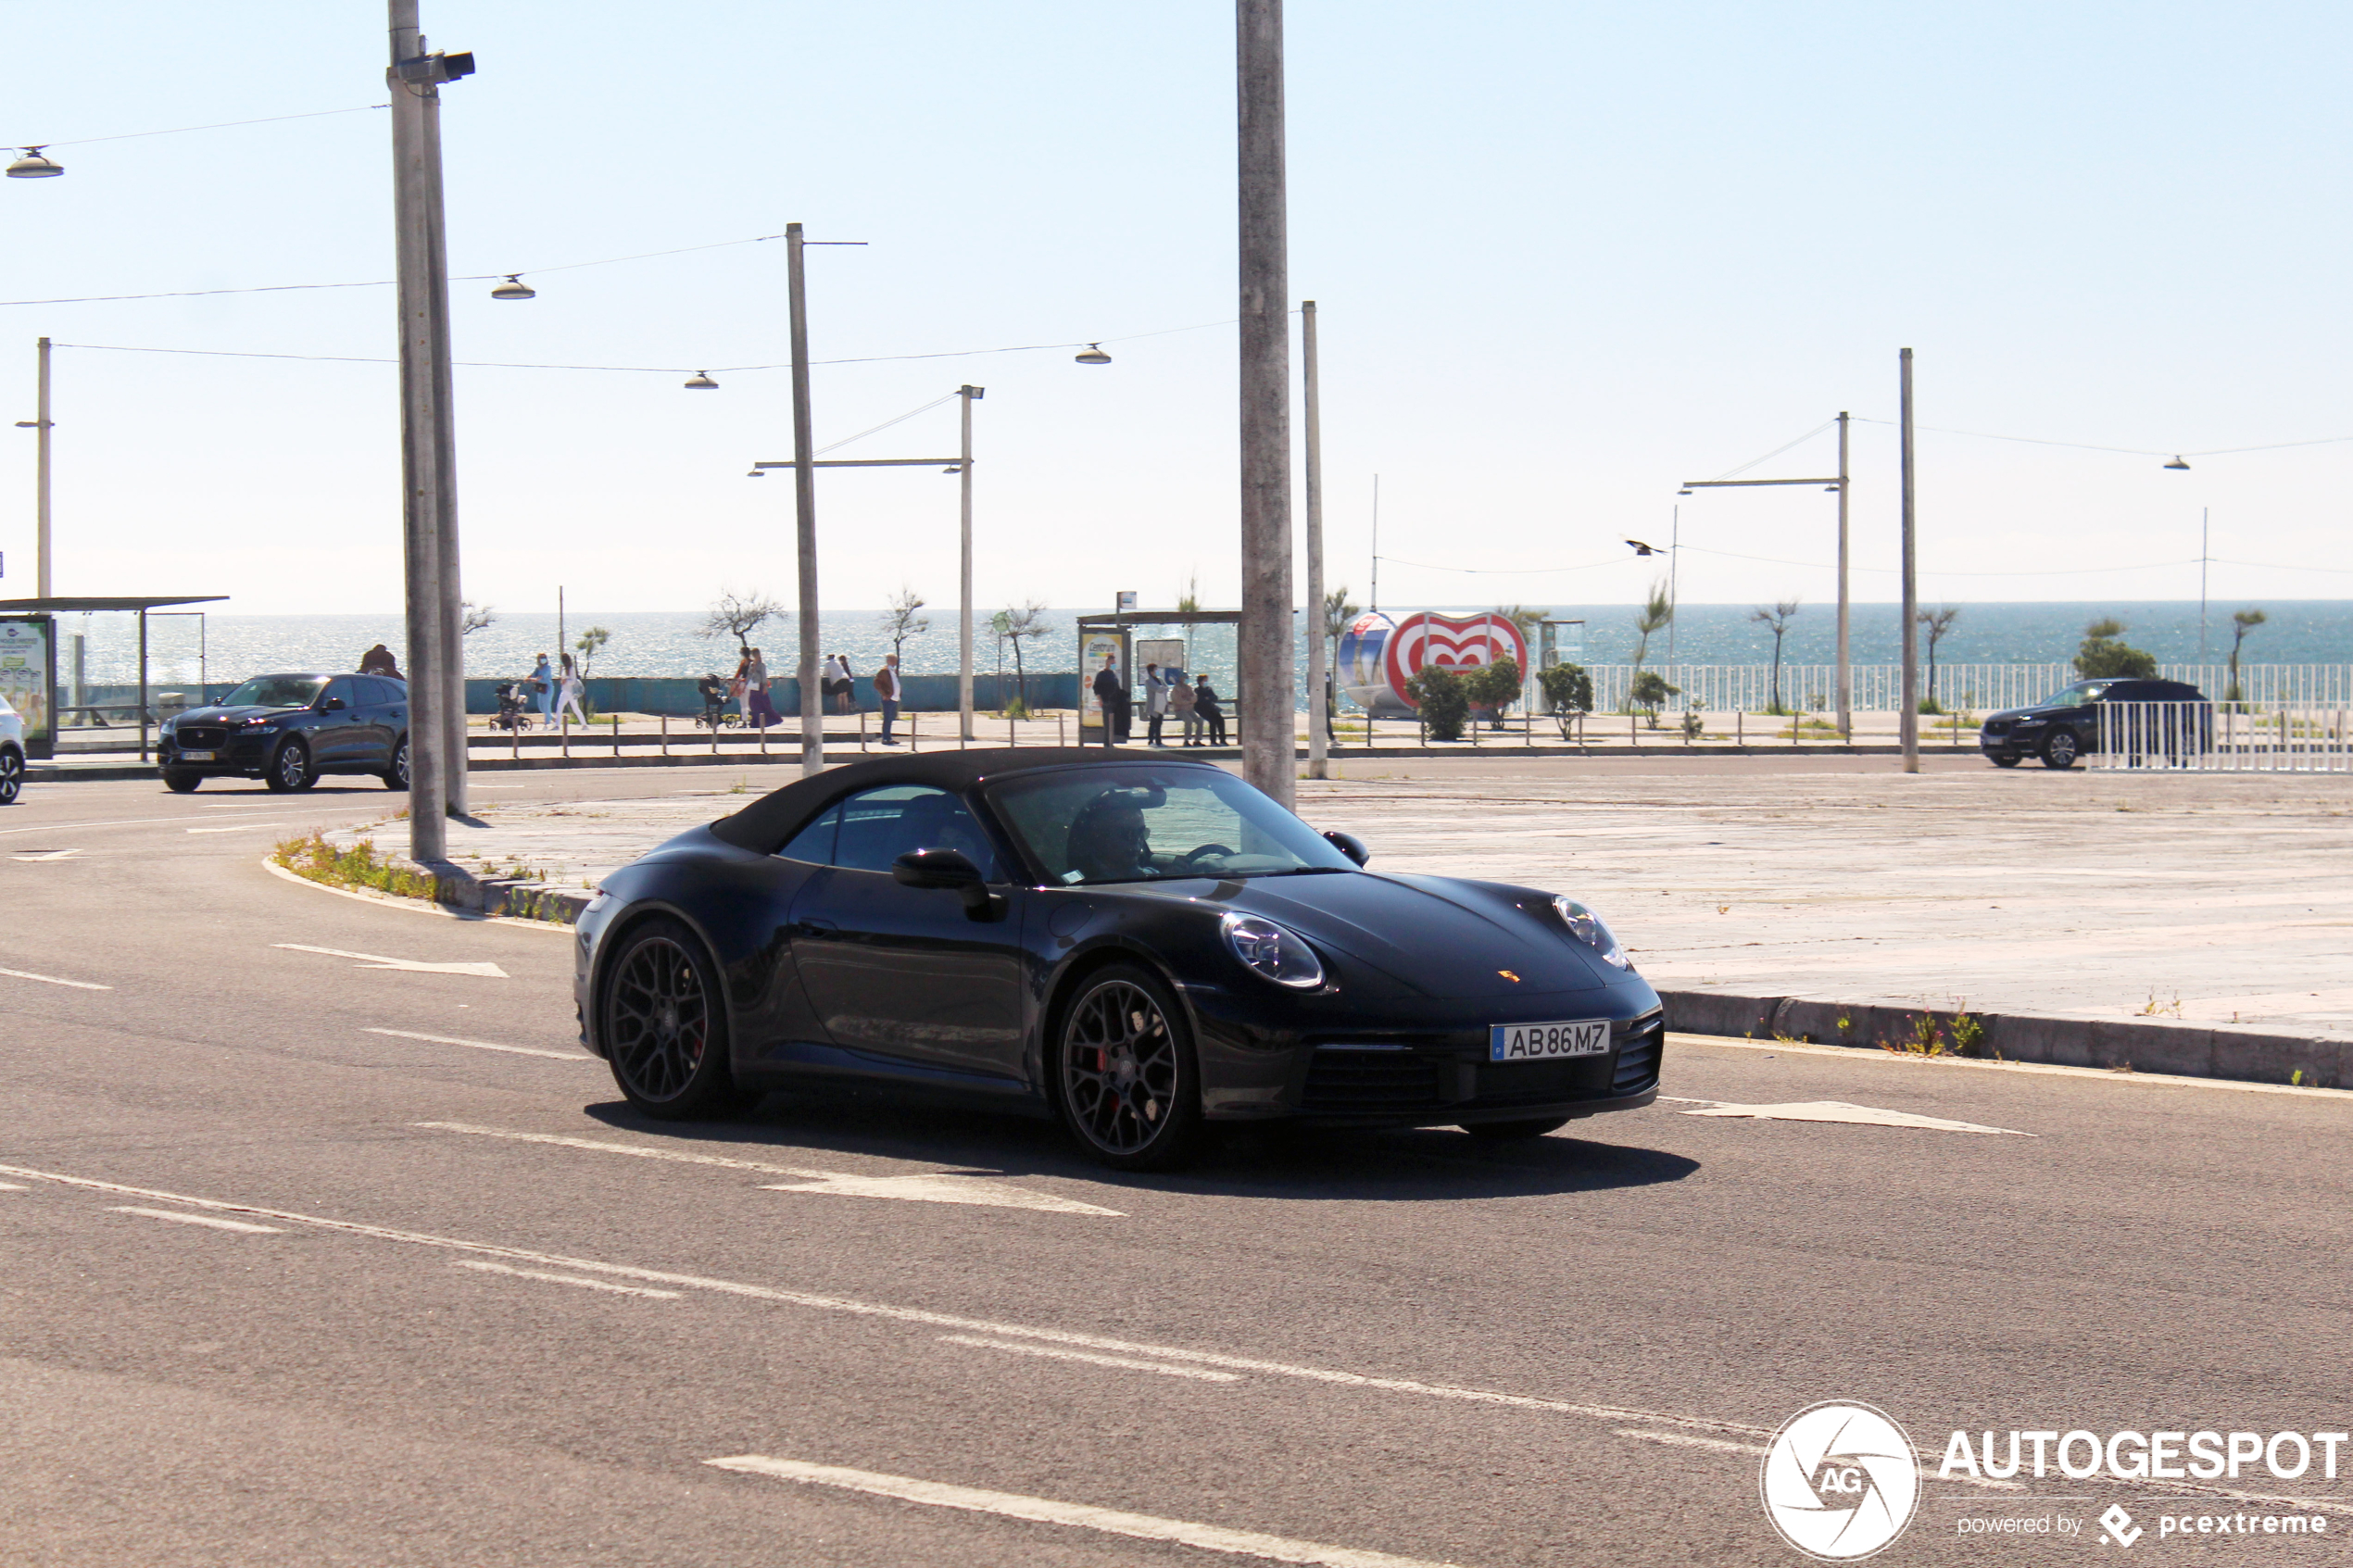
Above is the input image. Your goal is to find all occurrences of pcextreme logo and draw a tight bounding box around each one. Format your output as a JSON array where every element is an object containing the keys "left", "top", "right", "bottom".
[{"left": 1761, "top": 1401, "right": 1921, "bottom": 1561}]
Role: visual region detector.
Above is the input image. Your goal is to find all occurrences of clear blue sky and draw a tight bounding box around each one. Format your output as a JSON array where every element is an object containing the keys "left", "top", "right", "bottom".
[{"left": 4, "top": 1, "right": 2347, "bottom": 618}]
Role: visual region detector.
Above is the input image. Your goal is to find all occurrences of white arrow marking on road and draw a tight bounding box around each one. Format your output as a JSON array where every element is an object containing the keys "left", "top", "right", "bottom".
[
  {"left": 704, "top": 1456, "right": 1458, "bottom": 1568},
  {"left": 11, "top": 848, "right": 82, "bottom": 861},
  {"left": 273, "top": 944, "right": 508, "bottom": 978},
  {"left": 1667, "top": 1098, "right": 2031, "bottom": 1135},
  {"left": 415, "top": 1121, "right": 1124, "bottom": 1215},
  {"left": 0, "top": 967, "right": 112, "bottom": 991}
]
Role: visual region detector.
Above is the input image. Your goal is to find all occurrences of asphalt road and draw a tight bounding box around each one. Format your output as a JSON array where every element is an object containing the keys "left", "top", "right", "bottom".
[{"left": 5, "top": 764, "right": 2349, "bottom": 1567}]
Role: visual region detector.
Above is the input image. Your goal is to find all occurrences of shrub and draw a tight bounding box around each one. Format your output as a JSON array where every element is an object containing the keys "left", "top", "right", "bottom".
[
  {"left": 1630, "top": 670, "right": 1680, "bottom": 728},
  {"left": 1464, "top": 657, "right": 1522, "bottom": 725},
  {"left": 1407, "top": 665, "right": 1470, "bottom": 741},
  {"left": 2075, "top": 618, "right": 2158, "bottom": 679},
  {"left": 1538, "top": 661, "right": 1593, "bottom": 715}
]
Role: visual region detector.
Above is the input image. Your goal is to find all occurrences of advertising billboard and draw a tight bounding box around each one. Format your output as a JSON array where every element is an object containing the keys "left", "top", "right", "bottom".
[{"left": 0, "top": 616, "right": 53, "bottom": 754}]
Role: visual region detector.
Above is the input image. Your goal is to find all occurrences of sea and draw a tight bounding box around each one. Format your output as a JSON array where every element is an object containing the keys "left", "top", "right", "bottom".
[{"left": 44, "top": 600, "right": 2352, "bottom": 689}]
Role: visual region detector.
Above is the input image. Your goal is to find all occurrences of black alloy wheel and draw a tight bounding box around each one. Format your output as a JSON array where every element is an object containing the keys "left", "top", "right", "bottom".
[
  {"left": 1057, "top": 964, "right": 1203, "bottom": 1170},
  {"left": 1461, "top": 1115, "right": 1572, "bottom": 1140},
  {"left": 1988, "top": 755, "right": 2020, "bottom": 769},
  {"left": 600, "top": 919, "right": 749, "bottom": 1119},
  {"left": 265, "top": 737, "right": 316, "bottom": 792},
  {"left": 2041, "top": 729, "right": 2081, "bottom": 770},
  {"left": 384, "top": 735, "right": 409, "bottom": 791},
  {"left": 161, "top": 768, "right": 202, "bottom": 794},
  {"left": 0, "top": 746, "right": 20, "bottom": 805}
]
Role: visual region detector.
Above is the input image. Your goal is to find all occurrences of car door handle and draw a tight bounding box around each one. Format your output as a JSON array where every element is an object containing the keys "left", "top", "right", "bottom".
[{"left": 797, "top": 917, "right": 839, "bottom": 936}]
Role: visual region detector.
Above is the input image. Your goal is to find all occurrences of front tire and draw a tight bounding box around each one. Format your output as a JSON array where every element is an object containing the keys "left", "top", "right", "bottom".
[
  {"left": 2041, "top": 730, "right": 2081, "bottom": 770},
  {"left": 383, "top": 735, "right": 409, "bottom": 791},
  {"left": 162, "top": 768, "right": 202, "bottom": 794},
  {"left": 1461, "top": 1116, "right": 1571, "bottom": 1140},
  {"left": 599, "top": 918, "right": 750, "bottom": 1120},
  {"left": 1988, "top": 755, "right": 2020, "bottom": 769},
  {"left": 0, "top": 746, "right": 21, "bottom": 805},
  {"left": 265, "top": 737, "right": 316, "bottom": 792},
  {"left": 1054, "top": 964, "right": 1204, "bottom": 1171}
]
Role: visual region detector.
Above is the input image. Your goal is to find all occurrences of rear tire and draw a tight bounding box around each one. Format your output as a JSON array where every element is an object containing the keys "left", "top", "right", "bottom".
[
  {"left": 2041, "top": 730, "right": 2081, "bottom": 770},
  {"left": 1461, "top": 1116, "right": 1571, "bottom": 1140},
  {"left": 598, "top": 918, "right": 752, "bottom": 1120},
  {"left": 162, "top": 769, "right": 202, "bottom": 794},
  {"left": 383, "top": 735, "right": 409, "bottom": 791},
  {"left": 0, "top": 745, "right": 21, "bottom": 805},
  {"left": 265, "top": 737, "right": 316, "bottom": 792},
  {"left": 1054, "top": 964, "right": 1205, "bottom": 1171}
]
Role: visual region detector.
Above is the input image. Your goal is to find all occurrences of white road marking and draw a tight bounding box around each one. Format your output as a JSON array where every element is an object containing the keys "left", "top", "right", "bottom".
[
  {"left": 1668, "top": 1098, "right": 2031, "bottom": 1135},
  {"left": 704, "top": 1455, "right": 1457, "bottom": 1568},
  {"left": 273, "top": 944, "right": 508, "bottom": 978},
  {"left": 188, "top": 824, "right": 271, "bottom": 834},
  {"left": 11, "top": 848, "right": 82, "bottom": 861},
  {"left": 1613, "top": 1427, "right": 1765, "bottom": 1455},
  {"left": 452, "top": 1259, "right": 680, "bottom": 1298},
  {"left": 0, "top": 967, "right": 112, "bottom": 991},
  {"left": 0, "top": 1182, "right": 27, "bottom": 1190},
  {"left": 366, "top": 1028, "right": 591, "bottom": 1061},
  {"left": 415, "top": 1121, "right": 1124, "bottom": 1216},
  {"left": 938, "top": 1334, "right": 1244, "bottom": 1383},
  {"left": 108, "top": 1206, "right": 283, "bottom": 1234}
]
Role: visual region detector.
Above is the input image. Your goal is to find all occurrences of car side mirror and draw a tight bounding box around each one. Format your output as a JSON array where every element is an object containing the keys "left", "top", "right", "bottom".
[
  {"left": 319, "top": 696, "right": 347, "bottom": 712},
  {"left": 893, "top": 847, "right": 1002, "bottom": 918},
  {"left": 1322, "top": 829, "right": 1370, "bottom": 867}
]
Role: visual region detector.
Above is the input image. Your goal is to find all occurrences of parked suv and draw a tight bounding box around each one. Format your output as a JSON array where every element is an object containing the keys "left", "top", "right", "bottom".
[
  {"left": 1979, "top": 677, "right": 2207, "bottom": 770},
  {"left": 159, "top": 672, "right": 410, "bottom": 793}
]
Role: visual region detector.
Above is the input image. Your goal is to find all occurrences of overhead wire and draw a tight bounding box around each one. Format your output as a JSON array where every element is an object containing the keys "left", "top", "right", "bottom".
[
  {"left": 1709, "top": 420, "right": 1836, "bottom": 482},
  {"left": 17, "top": 104, "right": 385, "bottom": 149},
  {"left": 1850, "top": 416, "right": 2353, "bottom": 459}
]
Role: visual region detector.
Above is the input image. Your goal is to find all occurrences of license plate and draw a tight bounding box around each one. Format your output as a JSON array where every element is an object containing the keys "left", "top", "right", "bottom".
[
  {"left": 178, "top": 749, "right": 216, "bottom": 761},
  {"left": 1490, "top": 1018, "right": 1611, "bottom": 1061}
]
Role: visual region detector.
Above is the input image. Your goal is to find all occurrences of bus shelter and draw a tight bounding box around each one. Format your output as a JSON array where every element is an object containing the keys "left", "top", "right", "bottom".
[
  {"left": 0, "top": 596, "right": 225, "bottom": 759},
  {"left": 1074, "top": 608, "right": 1240, "bottom": 745}
]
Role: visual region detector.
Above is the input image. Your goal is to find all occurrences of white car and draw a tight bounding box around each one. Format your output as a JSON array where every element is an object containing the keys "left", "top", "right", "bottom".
[{"left": 0, "top": 690, "right": 21, "bottom": 804}]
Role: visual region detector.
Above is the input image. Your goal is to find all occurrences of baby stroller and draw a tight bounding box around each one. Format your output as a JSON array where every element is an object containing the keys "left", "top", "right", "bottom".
[
  {"left": 694, "top": 674, "right": 741, "bottom": 731},
  {"left": 490, "top": 682, "right": 534, "bottom": 734}
]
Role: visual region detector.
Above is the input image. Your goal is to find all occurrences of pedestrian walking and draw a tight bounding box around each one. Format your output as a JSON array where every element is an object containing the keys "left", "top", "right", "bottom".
[
  {"left": 359, "top": 643, "right": 402, "bottom": 679},
  {"left": 555, "top": 653, "right": 587, "bottom": 727},
  {"left": 1143, "top": 661, "right": 1172, "bottom": 746},
  {"left": 729, "top": 652, "right": 751, "bottom": 723},
  {"left": 875, "top": 654, "right": 903, "bottom": 746},
  {"left": 1193, "top": 673, "right": 1227, "bottom": 746},
  {"left": 527, "top": 653, "right": 555, "bottom": 729},
  {"left": 746, "top": 647, "right": 782, "bottom": 728},
  {"left": 822, "top": 654, "right": 850, "bottom": 715},
  {"left": 837, "top": 656, "right": 861, "bottom": 716},
  {"left": 1170, "top": 669, "right": 1201, "bottom": 746},
  {"left": 1091, "top": 655, "right": 1127, "bottom": 748}
]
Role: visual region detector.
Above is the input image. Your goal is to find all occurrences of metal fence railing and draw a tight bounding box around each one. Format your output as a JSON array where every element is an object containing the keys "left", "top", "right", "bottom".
[
  {"left": 2089, "top": 702, "right": 2353, "bottom": 772},
  {"left": 1541, "top": 664, "right": 2353, "bottom": 715}
]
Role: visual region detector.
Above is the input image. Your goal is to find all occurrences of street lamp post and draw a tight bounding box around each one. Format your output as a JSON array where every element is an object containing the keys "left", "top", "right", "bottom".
[
  {"left": 1236, "top": 0, "right": 1295, "bottom": 809},
  {"left": 1680, "top": 443, "right": 1850, "bottom": 739},
  {"left": 785, "top": 222, "right": 823, "bottom": 777},
  {"left": 15, "top": 337, "right": 53, "bottom": 597},
  {"left": 959, "top": 384, "right": 981, "bottom": 741},
  {"left": 1897, "top": 347, "right": 1919, "bottom": 774},
  {"left": 1302, "top": 300, "right": 1327, "bottom": 780}
]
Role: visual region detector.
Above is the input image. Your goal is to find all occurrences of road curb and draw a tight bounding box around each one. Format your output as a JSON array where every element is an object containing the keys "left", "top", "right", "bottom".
[{"left": 1660, "top": 989, "right": 2346, "bottom": 1090}]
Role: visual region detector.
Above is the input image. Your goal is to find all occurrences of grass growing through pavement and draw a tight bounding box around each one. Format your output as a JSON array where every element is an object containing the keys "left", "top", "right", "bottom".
[{"left": 273, "top": 831, "right": 441, "bottom": 900}]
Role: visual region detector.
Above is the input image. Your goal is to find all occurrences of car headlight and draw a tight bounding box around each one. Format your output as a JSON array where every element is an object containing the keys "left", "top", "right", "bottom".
[
  {"left": 1221, "top": 911, "right": 1325, "bottom": 989},
  {"left": 1552, "top": 896, "right": 1630, "bottom": 970}
]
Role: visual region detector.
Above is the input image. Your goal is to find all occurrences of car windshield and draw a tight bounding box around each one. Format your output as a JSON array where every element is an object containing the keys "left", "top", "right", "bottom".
[
  {"left": 219, "top": 676, "right": 328, "bottom": 709},
  {"left": 2040, "top": 681, "right": 2116, "bottom": 709},
  {"left": 988, "top": 765, "right": 1357, "bottom": 885}
]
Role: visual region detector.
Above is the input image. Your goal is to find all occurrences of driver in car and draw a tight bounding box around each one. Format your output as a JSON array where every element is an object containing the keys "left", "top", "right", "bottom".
[{"left": 1064, "top": 788, "right": 1163, "bottom": 883}]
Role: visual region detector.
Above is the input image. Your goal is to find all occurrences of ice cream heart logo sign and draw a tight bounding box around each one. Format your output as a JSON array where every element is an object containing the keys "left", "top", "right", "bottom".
[{"left": 1380, "top": 612, "right": 1528, "bottom": 708}]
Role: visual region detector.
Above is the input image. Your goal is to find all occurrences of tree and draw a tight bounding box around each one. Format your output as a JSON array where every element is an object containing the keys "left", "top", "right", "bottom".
[
  {"left": 1630, "top": 669, "right": 1680, "bottom": 728},
  {"left": 1406, "top": 664, "right": 1469, "bottom": 741},
  {"left": 459, "top": 601, "right": 497, "bottom": 637},
  {"left": 2075, "top": 618, "right": 2158, "bottom": 679},
  {"left": 573, "top": 625, "right": 610, "bottom": 679},
  {"left": 1630, "top": 580, "right": 1673, "bottom": 671},
  {"left": 1464, "top": 657, "right": 1523, "bottom": 728},
  {"left": 882, "top": 586, "right": 929, "bottom": 665},
  {"left": 1917, "top": 605, "right": 1961, "bottom": 709},
  {"left": 1494, "top": 604, "right": 1547, "bottom": 646},
  {"left": 2227, "top": 608, "right": 2267, "bottom": 702},
  {"left": 998, "top": 599, "right": 1047, "bottom": 709},
  {"left": 703, "top": 588, "right": 784, "bottom": 656},
  {"left": 1322, "top": 584, "right": 1359, "bottom": 659},
  {"left": 1175, "top": 573, "right": 1202, "bottom": 614},
  {"left": 1749, "top": 598, "right": 1802, "bottom": 713},
  {"left": 1538, "top": 661, "right": 1593, "bottom": 719}
]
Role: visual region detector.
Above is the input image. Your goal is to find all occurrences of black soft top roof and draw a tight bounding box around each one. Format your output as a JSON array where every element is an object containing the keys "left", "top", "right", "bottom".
[{"left": 707, "top": 746, "right": 1220, "bottom": 853}]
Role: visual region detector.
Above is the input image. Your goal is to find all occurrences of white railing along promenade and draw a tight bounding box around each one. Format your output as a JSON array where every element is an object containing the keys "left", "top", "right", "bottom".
[
  {"left": 2089, "top": 702, "right": 2353, "bottom": 773},
  {"left": 1545, "top": 663, "right": 2352, "bottom": 714}
]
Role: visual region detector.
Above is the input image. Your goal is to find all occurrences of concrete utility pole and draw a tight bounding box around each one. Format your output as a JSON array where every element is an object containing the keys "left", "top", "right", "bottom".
[
  {"left": 31, "top": 337, "right": 52, "bottom": 597},
  {"left": 1835, "top": 410, "right": 1851, "bottom": 741},
  {"left": 959, "top": 384, "right": 981, "bottom": 741},
  {"left": 1302, "top": 301, "right": 1327, "bottom": 780},
  {"left": 786, "top": 222, "right": 824, "bottom": 777},
  {"left": 387, "top": 1, "right": 475, "bottom": 856},
  {"left": 1898, "top": 351, "right": 1919, "bottom": 773},
  {"left": 1236, "top": 0, "right": 1295, "bottom": 808}
]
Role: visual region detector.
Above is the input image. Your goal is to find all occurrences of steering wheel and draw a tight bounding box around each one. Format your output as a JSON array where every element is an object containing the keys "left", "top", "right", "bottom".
[{"left": 1178, "top": 843, "right": 1237, "bottom": 871}]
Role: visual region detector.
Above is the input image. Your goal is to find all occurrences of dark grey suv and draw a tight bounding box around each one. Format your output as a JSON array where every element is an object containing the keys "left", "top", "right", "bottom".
[{"left": 1979, "top": 678, "right": 2207, "bottom": 769}]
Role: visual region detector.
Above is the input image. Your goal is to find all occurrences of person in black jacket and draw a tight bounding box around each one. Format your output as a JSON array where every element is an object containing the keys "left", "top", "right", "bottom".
[
  {"left": 1090, "top": 656, "right": 1128, "bottom": 747},
  {"left": 1192, "top": 673, "right": 1226, "bottom": 746}
]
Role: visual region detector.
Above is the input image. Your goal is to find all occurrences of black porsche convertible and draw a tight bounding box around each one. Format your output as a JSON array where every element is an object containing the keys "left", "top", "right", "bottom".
[{"left": 575, "top": 749, "right": 1662, "bottom": 1168}]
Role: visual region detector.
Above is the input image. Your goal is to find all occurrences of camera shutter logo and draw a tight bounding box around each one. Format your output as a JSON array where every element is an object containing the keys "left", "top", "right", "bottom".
[{"left": 1760, "top": 1401, "right": 1920, "bottom": 1561}]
